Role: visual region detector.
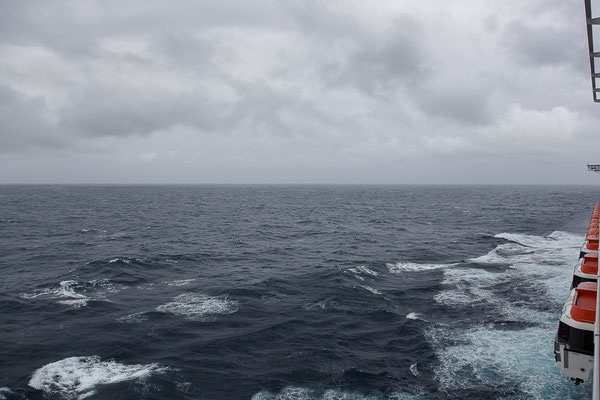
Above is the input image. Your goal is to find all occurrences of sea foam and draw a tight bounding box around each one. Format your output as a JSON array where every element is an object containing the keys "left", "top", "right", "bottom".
[
  {"left": 28, "top": 356, "right": 167, "bottom": 399},
  {"left": 20, "top": 279, "right": 126, "bottom": 309},
  {"left": 386, "top": 262, "right": 455, "bottom": 273},
  {"left": 0, "top": 388, "right": 11, "bottom": 400},
  {"left": 429, "top": 231, "right": 589, "bottom": 397},
  {"left": 251, "top": 386, "right": 421, "bottom": 400},
  {"left": 156, "top": 293, "right": 238, "bottom": 320}
]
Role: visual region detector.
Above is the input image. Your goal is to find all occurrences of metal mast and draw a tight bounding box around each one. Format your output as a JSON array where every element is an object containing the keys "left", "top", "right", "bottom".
[{"left": 584, "top": 0, "right": 600, "bottom": 398}]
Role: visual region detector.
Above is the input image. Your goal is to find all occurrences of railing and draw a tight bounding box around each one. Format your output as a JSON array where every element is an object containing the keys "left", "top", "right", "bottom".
[{"left": 585, "top": 0, "right": 600, "bottom": 102}]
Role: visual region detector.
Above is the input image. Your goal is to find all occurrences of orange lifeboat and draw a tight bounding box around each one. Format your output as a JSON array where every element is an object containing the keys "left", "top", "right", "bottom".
[
  {"left": 554, "top": 282, "right": 596, "bottom": 383},
  {"left": 571, "top": 253, "right": 599, "bottom": 288},
  {"left": 579, "top": 236, "right": 600, "bottom": 258}
]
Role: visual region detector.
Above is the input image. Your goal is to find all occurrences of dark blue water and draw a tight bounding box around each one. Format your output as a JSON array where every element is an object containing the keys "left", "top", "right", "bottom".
[{"left": 1, "top": 185, "right": 598, "bottom": 400}]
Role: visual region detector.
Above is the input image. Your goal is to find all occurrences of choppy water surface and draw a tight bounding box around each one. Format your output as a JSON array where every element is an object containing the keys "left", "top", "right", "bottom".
[{"left": 1, "top": 185, "right": 599, "bottom": 399}]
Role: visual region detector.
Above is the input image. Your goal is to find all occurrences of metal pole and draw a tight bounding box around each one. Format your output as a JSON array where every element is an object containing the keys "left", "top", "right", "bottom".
[{"left": 594, "top": 209, "right": 600, "bottom": 399}]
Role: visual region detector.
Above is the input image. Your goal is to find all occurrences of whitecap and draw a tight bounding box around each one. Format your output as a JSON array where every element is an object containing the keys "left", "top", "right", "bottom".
[
  {"left": 20, "top": 279, "right": 126, "bottom": 308},
  {"left": 469, "top": 242, "right": 528, "bottom": 264},
  {"left": 386, "top": 262, "right": 455, "bottom": 273},
  {"left": 59, "top": 280, "right": 87, "bottom": 299},
  {"left": 495, "top": 231, "right": 581, "bottom": 249},
  {"left": 156, "top": 293, "right": 238, "bottom": 320},
  {"left": 54, "top": 280, "right": 89, "bottom": 308},
  {"left": 88, "top": 279, "right": 127, "bottom": 295},
  {"left": 109, "top": 257, "right": 143, "bottom": 264},
  {"left": 406, "top": 312, "right": 421, "bottom": 320},
  {"left": 348, "top": 266, "right": 379, "bottom": 277},
  {"left": 20, "top": 288, "right": 52, "bottom": 299},
  {"left": 165, "top": 278, "right": 196, "bottom": 287},
  {"left": 356, "top": 285, "right": 382, "bottom": 295},
  {"left": 410, "top": 363, "right": 419, "bottom": 377},
  {"left": 28, "top": 355, "right": 167, "bottom": 399}
]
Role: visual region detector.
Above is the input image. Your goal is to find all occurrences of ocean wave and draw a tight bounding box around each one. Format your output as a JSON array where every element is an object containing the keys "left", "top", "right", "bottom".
[
  {"left": 156, "top": 293, "right": 238, "bottom": 320},
  {"left": 409, "top": 363, "right": 419, "bottom": 377},
  {"left": 495, "top": 231, "right": 582, "bottom": 249},
  {"left": 164, "top": 278, "right": 196, "bottom": 287},
  {"left": 469, "top": 242, "right": 531, "bottom": 264},
  {"left": 28, "top": 356, "right": 168, "bottom": 399},
  {"left": 117, "top": 312, "right": 150, "bottom": 324},
  {"left": 108, "top": 257, "right": 143, "bottom": 264},
  {"left": 20, "top": 279, "right": 126, "bottom": 309},
  {"left": 406, "top": 312, "right": 422, "bottom": 321},
  {"left": 355, "top": 284, "right": 382, "bottom": 295},
  {"left": 386, "top": 262, "right": 455, "bottom": 273},
  {"left": 347, "top": 266, "right": 379, "bottom": 277},
  {"left": 80, "top": 228, "right": 106, "bottom": 233}
]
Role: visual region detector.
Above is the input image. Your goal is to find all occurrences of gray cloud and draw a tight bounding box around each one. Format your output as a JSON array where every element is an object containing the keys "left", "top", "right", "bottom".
[
  {"left": 415, "top": 83, "right": 493, "bottom": 126},
  {"left": 319, "top": 16, "right": 428, "bottom": 95},
  {"left": 58, "top": 85, "right": 223, "bottom": 137},
  {"left": 0, "top": 86, "right": 65, "bottom": 153},
  {"left": 0, "top": 0, "right": 597, "bottom": 184},
  {"left": 502, "top": 21, "right": 584, "bottom": 68}
]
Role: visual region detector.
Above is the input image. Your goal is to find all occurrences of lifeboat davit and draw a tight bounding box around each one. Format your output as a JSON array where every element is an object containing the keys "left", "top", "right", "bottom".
[
  {"left": 554, "top": 282, "right": 596, "bottom": 383},
  {"left": 572, "top": 253, "right": 599, "bottom": 288}
]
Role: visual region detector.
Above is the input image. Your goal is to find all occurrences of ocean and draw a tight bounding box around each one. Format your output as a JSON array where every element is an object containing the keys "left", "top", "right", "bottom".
[{"left": 1, "top": 184, "right": 598, "bottom": 400}]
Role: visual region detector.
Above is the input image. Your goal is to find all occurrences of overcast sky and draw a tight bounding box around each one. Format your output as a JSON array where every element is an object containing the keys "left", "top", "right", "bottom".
[{"left": 1, "top": 0, "right": 599, "bottom": 184}]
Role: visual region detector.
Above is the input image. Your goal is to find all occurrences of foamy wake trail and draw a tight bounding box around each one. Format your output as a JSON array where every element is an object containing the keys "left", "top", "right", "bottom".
[
  {"left": 156, "top": 293, "right": 238, "bottom": 320},
  {"left": 28, "top": 356, "right": 167, "bottom": 399},
  {"left": 429, "top": 325, "right": 590, "bottom": 399},
  {"left": 386, "top": 262, "right": 455, "bottom": 273},
  {"left": 438, "top": 231, "right": 583, "bottom": 309},
  {"left": 430, "top": 231, "right": 589, "bottom": 397},
  {"left": 251, "top": 386, "right": 420, "bottom": 400}
]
